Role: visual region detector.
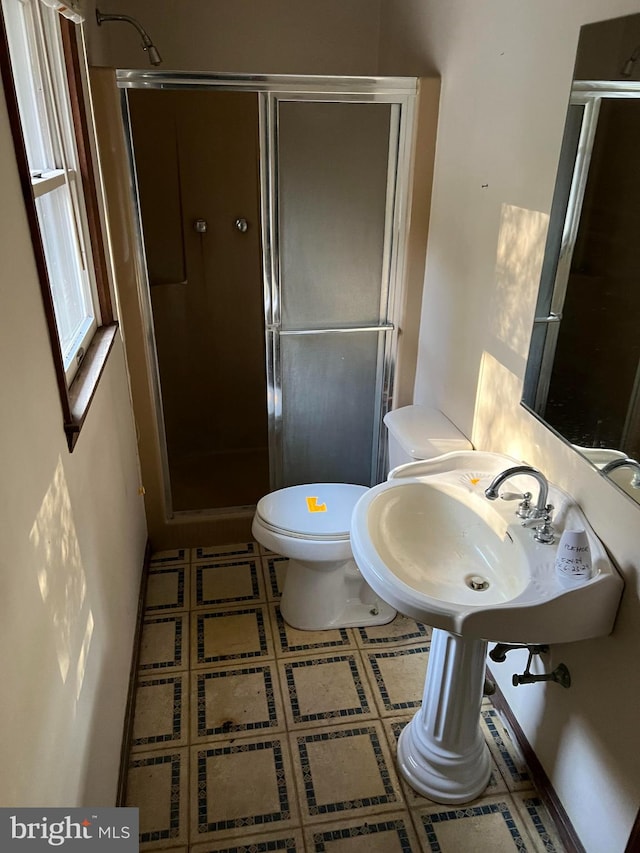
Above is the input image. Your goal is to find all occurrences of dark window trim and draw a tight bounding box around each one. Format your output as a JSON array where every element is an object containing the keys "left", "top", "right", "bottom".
[
  {"left": 66, "top": 323, "right": 118, "bottom": 448},
  {"left": 0, "top": 7, "right": 118, "bottom": 452}
]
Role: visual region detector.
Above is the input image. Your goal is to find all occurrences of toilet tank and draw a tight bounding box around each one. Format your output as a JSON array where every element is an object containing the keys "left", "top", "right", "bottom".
[{"left": 384, "top": 405, "right": 472, "bottom": 470}]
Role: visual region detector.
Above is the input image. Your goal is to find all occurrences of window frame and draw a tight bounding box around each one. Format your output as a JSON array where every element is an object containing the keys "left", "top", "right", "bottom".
[{"left": 0, "top": 0, "right": 117, "bottom": 451}]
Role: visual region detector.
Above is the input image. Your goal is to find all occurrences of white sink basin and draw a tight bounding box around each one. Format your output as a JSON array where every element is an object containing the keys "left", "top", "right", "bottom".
[
  {"left": 365, "top": 481, "right": 530, "bottom": 606},
  {"left": 351, "top": 451, "right": 623, "bottom": 644}
]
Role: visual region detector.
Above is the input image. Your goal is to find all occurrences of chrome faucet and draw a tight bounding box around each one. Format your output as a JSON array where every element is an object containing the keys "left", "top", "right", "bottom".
[
  {"left": 485, "top": 465, "right": 549, "bottom": 514},
  {"left": 600, "top": 457, "right": 640, "bottom": 488},
  {"left": 485, "top": 465, "right": 555, "bottom": 543}
]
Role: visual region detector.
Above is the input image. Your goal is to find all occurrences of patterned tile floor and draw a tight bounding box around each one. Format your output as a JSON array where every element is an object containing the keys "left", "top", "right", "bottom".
[{"left": 125, "top": 542, "right": 569, "bottom": 852}]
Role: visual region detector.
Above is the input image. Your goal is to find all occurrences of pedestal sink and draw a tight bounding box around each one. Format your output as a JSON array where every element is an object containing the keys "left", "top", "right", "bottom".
[{"left": 350, "top": 451, "right": 623, "bottom": 803}]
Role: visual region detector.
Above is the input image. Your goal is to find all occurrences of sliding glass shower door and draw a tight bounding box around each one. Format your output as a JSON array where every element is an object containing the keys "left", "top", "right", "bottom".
[
  {"left": 117, "top": 71, "right": 417, "bottom": 517},
  {"left": 265, "top": 93, "right": 411, "bottom": 488}
]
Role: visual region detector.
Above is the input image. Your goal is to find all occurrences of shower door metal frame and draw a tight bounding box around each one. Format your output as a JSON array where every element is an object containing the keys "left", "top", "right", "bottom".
[
  {"left": 260, "top": 84, "right": 417, "bottom": 489},
  {"left": 116, "top": 70, "right": 417, "bottom": 516}
]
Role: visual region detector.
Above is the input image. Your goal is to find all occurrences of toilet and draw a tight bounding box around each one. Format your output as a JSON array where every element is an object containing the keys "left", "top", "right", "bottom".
[
  {"left": 252, "top": 482, "right": 394, "bottom": 630},
  {"left": 252, "top": 406, "right": 472, "bottom": 631}
]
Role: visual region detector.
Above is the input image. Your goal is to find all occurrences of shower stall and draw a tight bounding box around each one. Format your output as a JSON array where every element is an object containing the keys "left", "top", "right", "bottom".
[{"left": 116, "top": 71, "right": 421, "bottom": 522}]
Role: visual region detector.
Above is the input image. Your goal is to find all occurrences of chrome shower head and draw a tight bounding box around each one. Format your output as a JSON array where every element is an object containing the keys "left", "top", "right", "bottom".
[
  {"left": 620, "top": 44, "right": 640, "bottom": 78},
  {"left": 146, "top": 44, "right": 162, "bottom": 66},
  {"left": 96, "top": 9, "right": 162, "bottom": 66}
]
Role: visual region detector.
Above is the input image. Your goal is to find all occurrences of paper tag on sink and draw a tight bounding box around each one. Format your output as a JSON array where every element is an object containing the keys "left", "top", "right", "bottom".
[{"left": 555, "top": 528, "right": 592, "bottom": 584}]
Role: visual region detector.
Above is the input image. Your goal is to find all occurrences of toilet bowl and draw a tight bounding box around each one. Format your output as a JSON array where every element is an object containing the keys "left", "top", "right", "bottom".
[
  {"left": 252, "top": 483, "right": 396, "bottom": 630},
  {"left": 252, "top": 407, "right": 472, "bottom": 632}
]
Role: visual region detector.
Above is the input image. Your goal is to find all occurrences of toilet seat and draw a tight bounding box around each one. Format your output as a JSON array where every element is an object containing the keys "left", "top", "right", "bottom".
[{"left": 255, "top": 483, "right": 368, "bottom": 540}]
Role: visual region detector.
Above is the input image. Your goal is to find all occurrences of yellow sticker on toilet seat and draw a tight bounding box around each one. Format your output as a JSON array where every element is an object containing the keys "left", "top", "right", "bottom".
[{"left": 306, "top": 496, "right": 327, "bottom": 513}]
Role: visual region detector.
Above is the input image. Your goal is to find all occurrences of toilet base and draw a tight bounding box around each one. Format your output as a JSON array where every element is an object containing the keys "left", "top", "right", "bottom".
[
  {"left": 281, "top": 594, "right": 397, "bottom": 631},
  {"left": 279, "top": 558, "right": 397, "bottom": 631}
]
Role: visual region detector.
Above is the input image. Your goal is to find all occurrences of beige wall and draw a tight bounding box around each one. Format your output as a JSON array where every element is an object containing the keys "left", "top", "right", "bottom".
[
  {"left": 0, "top": 77, "right": 147, "bottom": 803},
  {"left": 86, "top": 0, "right": 382, "bottom": 75},
  {"left": 379, "top": 2, "right": 640, "bottom": 851}
]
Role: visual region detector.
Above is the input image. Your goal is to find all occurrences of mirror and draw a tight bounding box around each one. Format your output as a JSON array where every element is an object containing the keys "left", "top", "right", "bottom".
[{"left": 523, "top": 13, "right": 640, "bottom": 504}]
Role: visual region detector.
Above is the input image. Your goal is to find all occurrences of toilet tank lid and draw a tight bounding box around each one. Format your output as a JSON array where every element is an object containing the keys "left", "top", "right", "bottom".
[
  {"left": 256, "top": 483, "right": 368, "bottom": 538},
  {"left": 384, "top": 405, "right": 472, "bottom": 458}
]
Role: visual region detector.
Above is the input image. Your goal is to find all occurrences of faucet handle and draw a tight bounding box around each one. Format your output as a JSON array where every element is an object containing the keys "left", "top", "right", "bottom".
[
  {"left": 500, "top": 491, "right": 532, "bottom": 518},
  {"left": 521, "top": 505, "right": 555, "bottom": 544}
]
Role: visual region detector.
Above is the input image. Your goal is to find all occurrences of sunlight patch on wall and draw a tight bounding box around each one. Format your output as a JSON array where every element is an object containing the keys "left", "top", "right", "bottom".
[
  {"left": 473, "top": 351, "right": 541, "bottom": 461},
  {"left": 29, "top": 457, "right": 93, "bottom": 699},
  {"left": 471, "top": 205, "right": 551, "bottom": 458},
  {"left": 488, "top": 203, "right": 548, "bottom": 363}
]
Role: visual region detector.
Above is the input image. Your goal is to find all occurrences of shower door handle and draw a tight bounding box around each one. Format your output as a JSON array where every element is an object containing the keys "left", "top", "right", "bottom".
[{"left": 277, "top": 324, "right": 395, "bottom": 335}]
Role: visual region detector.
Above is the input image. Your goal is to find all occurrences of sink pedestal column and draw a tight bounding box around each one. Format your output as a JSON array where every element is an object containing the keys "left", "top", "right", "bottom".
[{"left": 397, "top": 628, "right": 491, "bottom": 803}]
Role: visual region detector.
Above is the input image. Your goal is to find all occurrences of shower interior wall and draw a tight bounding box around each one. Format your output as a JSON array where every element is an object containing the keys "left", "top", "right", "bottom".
[{"left": 127, "top": 88, "right": 269, "bottom": 513}]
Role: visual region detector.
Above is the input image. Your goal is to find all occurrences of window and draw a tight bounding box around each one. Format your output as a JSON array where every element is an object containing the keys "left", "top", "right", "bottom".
[{"left": 1, "top": 0, "right": 116, "bottom": 449}]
